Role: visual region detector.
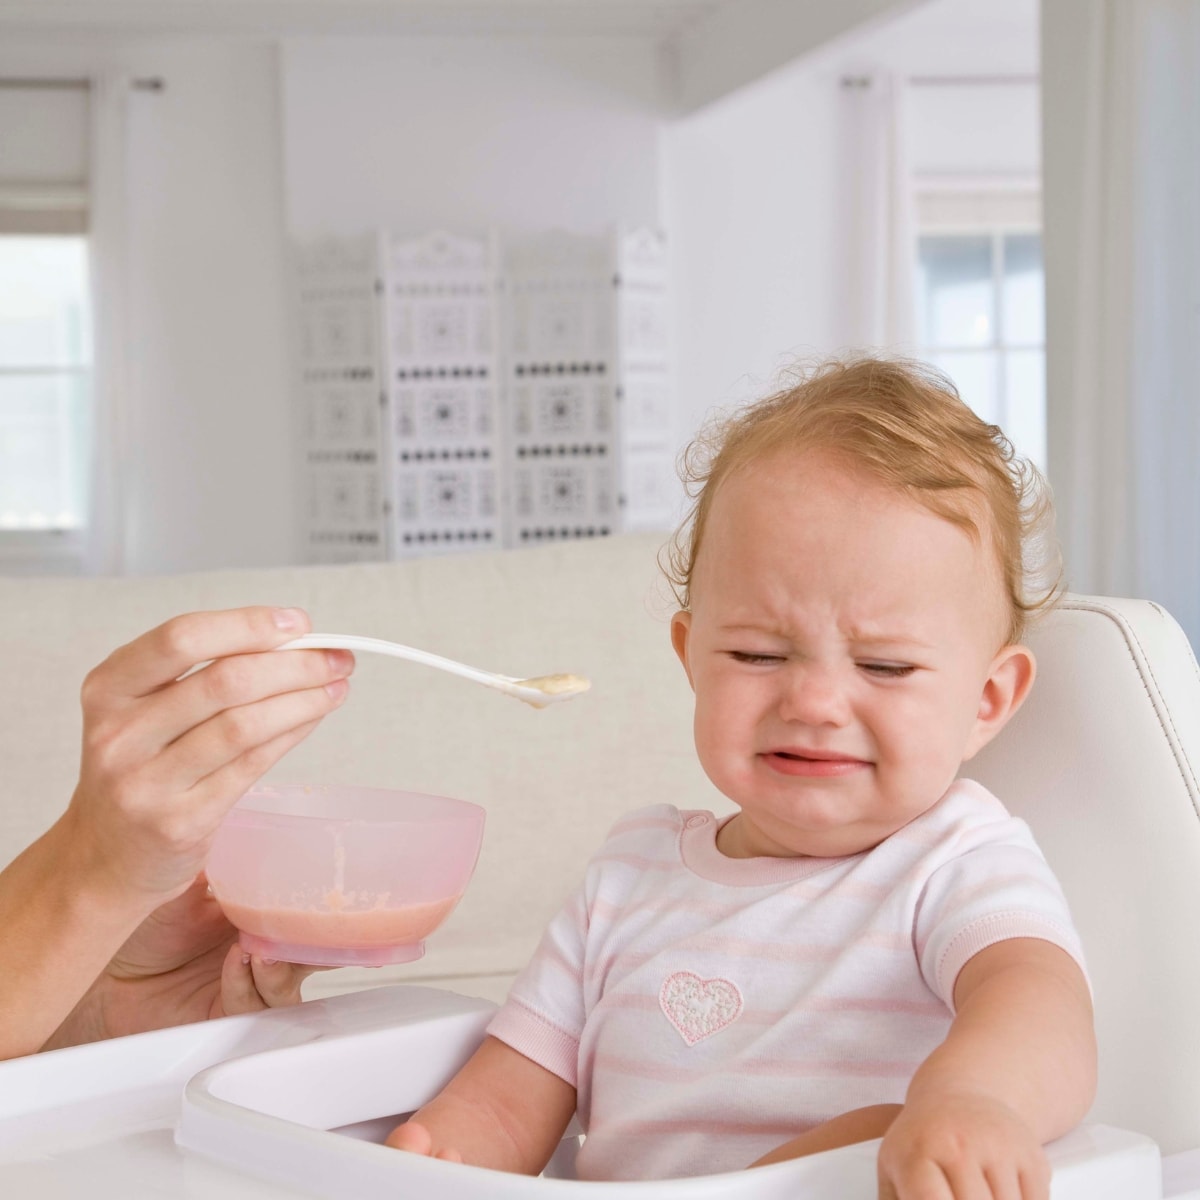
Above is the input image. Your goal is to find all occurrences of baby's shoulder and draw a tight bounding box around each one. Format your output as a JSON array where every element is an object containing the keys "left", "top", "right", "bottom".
[
  {"left": 599, "top": 803, "right": 690, "bottom": 846},
  {"left": 901, "top": 778, "right": 1043, "bottom": 861}
]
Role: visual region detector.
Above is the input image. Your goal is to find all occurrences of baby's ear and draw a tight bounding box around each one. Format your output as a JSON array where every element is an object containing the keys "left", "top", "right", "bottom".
[
  {"left": 670, "top": 611, "right": 695, "bottom": 688},
  {"left": 962, "top": 643, "right": 1037, "bottom": 761}
]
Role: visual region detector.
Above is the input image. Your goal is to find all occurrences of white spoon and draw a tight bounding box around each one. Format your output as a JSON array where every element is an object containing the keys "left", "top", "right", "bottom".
[{"left": 276, "top": 633, "right": 591, "bottom": 708}]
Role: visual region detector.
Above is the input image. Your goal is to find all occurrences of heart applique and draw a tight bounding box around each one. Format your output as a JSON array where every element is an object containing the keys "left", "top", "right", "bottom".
[{"left": 659, "top": 971, "right": 743, "bottom": 1046}]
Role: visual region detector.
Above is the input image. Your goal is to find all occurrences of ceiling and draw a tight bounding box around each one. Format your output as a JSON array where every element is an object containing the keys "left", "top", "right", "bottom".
[
  {"left": 0, "top": 0, "right": 730, "bottom": 38},
  {"left": 0, "top": 0, "right": 948, "bottom": 114}
]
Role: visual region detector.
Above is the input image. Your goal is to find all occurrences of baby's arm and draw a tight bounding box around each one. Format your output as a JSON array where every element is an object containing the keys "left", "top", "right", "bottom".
[
  {"left": 386, "top": 1036, "right": 577, "bottom": 1174},
  {"left": 748, "top": 1104, "right": 903, "bottom": 1167},
  {"left": 749, "top": 938, "right": 1094, "bottom": 1197},
  {"left": 877, "top": 937, "right": 1095, "bottom": 1199}
]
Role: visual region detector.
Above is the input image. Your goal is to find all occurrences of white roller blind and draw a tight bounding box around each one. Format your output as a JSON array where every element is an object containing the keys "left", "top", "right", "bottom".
[{"left": 0, "top": 82, "right": 89, "bottom": 234}]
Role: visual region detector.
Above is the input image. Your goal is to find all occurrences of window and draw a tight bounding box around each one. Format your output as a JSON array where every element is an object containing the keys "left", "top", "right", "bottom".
[
  {"left": 915, "top": 229, "right": 1046, "bottom": 469},
  {"left": 0, "top": 78, "right": 92, "bottom": 571},
  {"left": 0, "top": 235, "right": 92, "bottom": 541}
]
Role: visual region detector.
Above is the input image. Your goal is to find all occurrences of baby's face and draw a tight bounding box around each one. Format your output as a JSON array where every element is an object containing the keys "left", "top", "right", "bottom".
[{"left": 671, "top": 449, "right": 1033, "bottom": 859}]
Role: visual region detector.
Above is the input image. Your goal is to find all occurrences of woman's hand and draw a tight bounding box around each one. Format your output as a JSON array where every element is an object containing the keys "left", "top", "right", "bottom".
[
  {"left": 1, "top": 605, "right": 353, "bottom": 1059},
  {"left": 43, "top": 875, "right": 326, "bottom": 1049},
  {"left": 64, "top": 605, "right": 354, "bottom": 905}
]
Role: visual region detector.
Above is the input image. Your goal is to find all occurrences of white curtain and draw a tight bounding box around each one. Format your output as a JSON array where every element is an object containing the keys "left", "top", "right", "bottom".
[
  {"left": 1042, "top": 0, "right": 1200, "bottom": 650},
  {"left": 836, "top": 70, "right": 917, "bottom": 351},
  {"left": 84, "top": 72, "right": 133, "bottom": 577}
]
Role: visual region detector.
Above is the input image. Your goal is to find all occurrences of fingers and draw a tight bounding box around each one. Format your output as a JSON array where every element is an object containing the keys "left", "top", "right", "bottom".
[
  {"left": 218, "top": 944, "right": 320, "bottom": 1016},
  {"left": 80, "top": 653, "right": 352, "bottom": 846},
  {"left": 219, "top": 943, "right": 268, "bottom": 1015},
  {"left": 249, "top": 955, "right": 320, "bottom": 1007},
  {"left": 878, "top": 1128, "right": 1047, "bottom": 1200},
  {"left": 65, "top": 607, "right": 354, "bottom": 913},
  {"left": 116, "top": 647, "right": 354, "bottom": 779},
  {"left": 85, "top": 643, "right": 353, "bottom": 779},
  {"left": 386, "top": 1120, "right": 434, "bottom": 1154},
  {"left": 384, "top": 1119, "right": 463, "bottom": 1163},
  {"left": 83, "top": 607, "right": 313, "bottom": 706},
  {"left": 176, "top": 715, "right": 329, "bottom": 843},
  {"left": 879, "top": 1162, "right": 955, "bottom": 1200}
]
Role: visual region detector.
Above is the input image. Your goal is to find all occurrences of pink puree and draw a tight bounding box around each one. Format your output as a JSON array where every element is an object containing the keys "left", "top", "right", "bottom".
[{"left": 220, "top": 894, "right": 461, "bottom": 948}]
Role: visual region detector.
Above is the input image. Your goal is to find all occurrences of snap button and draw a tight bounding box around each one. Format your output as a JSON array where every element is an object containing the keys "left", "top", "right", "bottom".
[{"left": 685, "top": 814, "right": 708, "bottom": 829}]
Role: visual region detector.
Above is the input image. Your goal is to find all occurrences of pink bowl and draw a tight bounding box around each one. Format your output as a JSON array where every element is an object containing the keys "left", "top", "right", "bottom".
[{"left": 206, "top": 784, "right": 485, "bottom": 967}]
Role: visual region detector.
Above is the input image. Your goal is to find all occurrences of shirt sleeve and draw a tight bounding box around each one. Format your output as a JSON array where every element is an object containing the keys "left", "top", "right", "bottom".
[
  {"left": 485, "top": 873, "right": 590, "bottom": 1088},
  {"left": 913, "top": 817, "right": 1090, "bottom": 1012}
]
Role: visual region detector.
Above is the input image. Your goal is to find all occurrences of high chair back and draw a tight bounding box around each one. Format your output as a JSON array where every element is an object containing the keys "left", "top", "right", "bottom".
[{"left": 966, "top": 595, "right": 1200, "bottom": 1154}]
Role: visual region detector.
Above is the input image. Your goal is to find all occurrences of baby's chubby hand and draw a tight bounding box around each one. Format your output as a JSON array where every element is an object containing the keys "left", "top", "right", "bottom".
[
  {"left": 877, "top": 1092, "right": 1050, "bottom": 1200},
  {"left": 385, "top": 1119, "right": 464, "bottom": 1164},
  {"left": 217, "top": 944, "right": 323, "bottom": 1016}
]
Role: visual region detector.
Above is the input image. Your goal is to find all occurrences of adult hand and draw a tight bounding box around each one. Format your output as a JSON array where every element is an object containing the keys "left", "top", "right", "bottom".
[
  {"left": 0, "top": 605, "right": 353, "bottom": 1059},
  {"left": 64, "top": 605, "right": 354, "bottom": 904},
  {"left": 43, "top": 875, "right": 325, "bottom": 1050}
]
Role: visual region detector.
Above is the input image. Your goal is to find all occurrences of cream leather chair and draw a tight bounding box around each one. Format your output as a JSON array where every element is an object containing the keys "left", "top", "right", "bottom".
[{"left": 969, "top": 597, "right": 1200, "bottom": 1166}]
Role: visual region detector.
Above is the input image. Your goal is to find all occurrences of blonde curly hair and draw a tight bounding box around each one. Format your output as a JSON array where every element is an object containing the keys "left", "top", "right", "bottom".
[{"left": 662, "top": 355, "right": 1063, "bottom": 645}]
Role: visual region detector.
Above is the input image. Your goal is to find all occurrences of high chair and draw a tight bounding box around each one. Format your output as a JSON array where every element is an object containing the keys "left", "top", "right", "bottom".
[{"left": 1, "top": 594, "right": 1197, "bottom": 1199}]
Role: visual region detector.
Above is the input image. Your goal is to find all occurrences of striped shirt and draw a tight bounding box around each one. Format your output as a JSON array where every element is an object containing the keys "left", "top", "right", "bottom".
[{"left": 487, "top": 779, "right": 1087, "bottom": 1181}]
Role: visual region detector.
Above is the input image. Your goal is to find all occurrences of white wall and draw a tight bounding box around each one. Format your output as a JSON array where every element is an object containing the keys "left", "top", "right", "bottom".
[
  {"left": 0, "top": 3, "right": 1041, "bottom": 574},
  {"left": 661, "top": 54, "right": 847, "bottom": 441},
  {"left": 280, "top": 35, "right": 664, "bottom": 238},
  {"left": 0, "top": 35, "right": 295, "bottom": 576},
  {"left": 662, "top": 0, "right": 1040, "bottom": 449},
  {"left": 3, "top": 32, "right": 668, "bottom": 576},
  {"left": 121, "top": 41, "right": 294, "bottom": 574}
]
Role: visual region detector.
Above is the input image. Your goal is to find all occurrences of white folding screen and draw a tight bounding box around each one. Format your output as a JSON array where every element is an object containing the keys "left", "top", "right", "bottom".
[
  {"left": 383, "top": 231, "right": 502, "bottom": 558},
  {"left": 294, "top": 227, "right": 673, "bottom": 563},
  {"left": 294, "top": 235, "right": 387, "bottom": 563}
]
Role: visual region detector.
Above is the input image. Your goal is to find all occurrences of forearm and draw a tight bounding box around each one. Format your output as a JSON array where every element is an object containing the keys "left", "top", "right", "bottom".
[
  {"left": 389, "top": 1036, "right": 576, "bottom": 1174},
  {"left": 749, "top": 1104, "right": 902, "bottom": 1167},
  {"left": 910, "top": 945, "right": 1097, "bottom": 1142},
  {"left": 408, "top": 1086, "right": 548, "bottom": 1174},
  {"left": 0, "top": 813, "right": 154, "bottom": 1059}
]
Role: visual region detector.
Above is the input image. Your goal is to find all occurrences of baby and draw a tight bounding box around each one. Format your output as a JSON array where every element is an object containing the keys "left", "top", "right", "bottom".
[{"left": 386, "top": 356, "right": 1097, "bottom": 1198}]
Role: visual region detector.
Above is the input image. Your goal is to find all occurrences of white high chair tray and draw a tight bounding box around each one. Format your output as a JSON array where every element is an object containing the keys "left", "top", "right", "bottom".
[{"left": 0, "top": 985, "right": 1183, "bottom": 1199}]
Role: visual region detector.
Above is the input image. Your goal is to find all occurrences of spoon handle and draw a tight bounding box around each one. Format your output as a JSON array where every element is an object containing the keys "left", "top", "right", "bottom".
[{"left": 276, "top": 633, "right": 517, "bottom": 692}]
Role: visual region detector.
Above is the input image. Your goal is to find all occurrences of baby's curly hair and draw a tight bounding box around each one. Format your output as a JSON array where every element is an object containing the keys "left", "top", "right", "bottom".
[{"left": 662, "top": 355, "right": 1063, "bottom": 645}]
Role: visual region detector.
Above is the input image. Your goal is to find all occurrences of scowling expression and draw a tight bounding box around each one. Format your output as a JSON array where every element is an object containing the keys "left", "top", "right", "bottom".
[{"left": 670, "top": 450, "right": 1035, "bottom": 860}]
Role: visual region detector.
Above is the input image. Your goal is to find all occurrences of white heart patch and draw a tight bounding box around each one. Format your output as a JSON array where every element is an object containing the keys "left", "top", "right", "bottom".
[{"left": 659, "top": 970, "right": 743, "bottom": 1046}]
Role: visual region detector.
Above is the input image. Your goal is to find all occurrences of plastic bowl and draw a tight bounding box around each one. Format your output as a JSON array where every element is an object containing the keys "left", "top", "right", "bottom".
[{"left": 205, "top": 784, "right": 485, "bottom": 967}]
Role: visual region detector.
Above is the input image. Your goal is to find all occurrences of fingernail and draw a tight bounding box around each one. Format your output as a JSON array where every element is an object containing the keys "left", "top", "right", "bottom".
[
  {"left": 241, "top": 953, "right": 251, "bottom": 966},
  {"left": 262, "top": 958, "right": 278, "bottom": 966},
  {"left": 273, "top": 607, "right": 306, "bottom": 631},
  {"left": 325, "top": 678, "right": 350, "bottom": 702}
]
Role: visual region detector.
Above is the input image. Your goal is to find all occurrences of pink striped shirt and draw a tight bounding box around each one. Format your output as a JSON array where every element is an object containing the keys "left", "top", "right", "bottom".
[{"left": 487, "top": 779, "right": 1088, "bottom": 1181}]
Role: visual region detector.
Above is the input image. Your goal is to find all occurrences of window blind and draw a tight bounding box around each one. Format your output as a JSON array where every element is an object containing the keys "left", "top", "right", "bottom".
[{"left": 0, "top": 82, "right": 88, "bottom": 234}]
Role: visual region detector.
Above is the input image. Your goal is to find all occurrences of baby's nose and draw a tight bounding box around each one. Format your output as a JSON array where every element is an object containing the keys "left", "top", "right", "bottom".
[{"left": 777, "top": 664, "right": 852, "bottom": 727}]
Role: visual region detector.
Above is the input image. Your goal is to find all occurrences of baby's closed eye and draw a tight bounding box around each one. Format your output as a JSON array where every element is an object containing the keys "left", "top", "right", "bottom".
[
  {"left": 858, "top": 662, "right": 917, "bottom": 678},
  {"left": 728, "top": 651, "right": 786, "bottom": 665}
]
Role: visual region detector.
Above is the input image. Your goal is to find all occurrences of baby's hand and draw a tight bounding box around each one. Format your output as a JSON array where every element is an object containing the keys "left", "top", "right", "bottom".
[
  {"left": 216, "top": 943, "right": 324, "bottom": 1016},
  {"left": 877, "top": 1093, "right": 1050, "bottom": 1200},
  {"left": 385, "top": 1119, "right": 464, "bottom": 1163}
]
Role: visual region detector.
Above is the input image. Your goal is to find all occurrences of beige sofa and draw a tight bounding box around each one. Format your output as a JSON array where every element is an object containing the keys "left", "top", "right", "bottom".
[{"left": 0, "top": 533, "right": 729, "bottom": 1005}]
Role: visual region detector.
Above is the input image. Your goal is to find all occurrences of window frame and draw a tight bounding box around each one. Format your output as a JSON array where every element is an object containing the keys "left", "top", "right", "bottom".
[
  {"left": 913, "top": 181, "right": 1045, "bottom": 462},
  {"left": 0, "top": 230, "right": 93, "bottom": 574}
]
